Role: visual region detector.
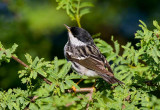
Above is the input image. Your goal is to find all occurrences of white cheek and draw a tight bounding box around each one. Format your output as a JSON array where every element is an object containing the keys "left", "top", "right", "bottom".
[{"left": 68, "top": 32, "right": 86, "bottom": 46}]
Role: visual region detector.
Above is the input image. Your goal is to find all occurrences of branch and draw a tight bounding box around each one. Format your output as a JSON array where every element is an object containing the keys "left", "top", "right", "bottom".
[
  {"left": 145, "top": 80, "right": 157, "bottom": 86},
  {"left": 65, "top": 87, "right": 94, "bottom": 93},
  {"left": 25, "top": 88, "right": 94, "bottom": 109},
  {"left": 86, "top": 90, "right": 94, "bottom": 110},
  {"left": 0, "top": 48, "right": 52, "bottom": 85},
  {"left": 65, "top": 87, "right": 94, "bottom": 110},
  {"left": 12, "top": 55, "right": 52, "bottom": 85},
  {"left": 122, "top": 93, "right": 131, "bottom": 109},
  {"left": 156, "top": 34, "right": 159, "bottom": 38},
  {"left": 24, "top": 96, "right": 39, "bottom": 110}
]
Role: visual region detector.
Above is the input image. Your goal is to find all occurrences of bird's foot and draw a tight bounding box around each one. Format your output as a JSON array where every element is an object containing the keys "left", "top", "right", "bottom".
[
  {"left": 72, "top": 86, "right": 77, "bottom": 92},
  {"left": 91, "top": 79, "right": 96, "bottom": 92},
  {"left": 92, "top": 86, "right": 96, "bottom": 92}
]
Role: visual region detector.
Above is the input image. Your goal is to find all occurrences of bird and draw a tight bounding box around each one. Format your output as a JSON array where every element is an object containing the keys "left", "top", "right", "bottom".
[{"left": 64, "top": 24, "right": 123, "bottom": 87}]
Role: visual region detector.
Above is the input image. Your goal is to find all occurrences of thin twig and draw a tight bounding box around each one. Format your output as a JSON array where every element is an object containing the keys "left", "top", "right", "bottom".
[
  {"left": 0, "top": 48, "right": 52, "bottom": 85},
  {"left": 12, "top": 55, "right": 52, "bottom": 85},
  {"left": 65, "top": 96, "right": 83, "bottom": 107},
  {"left": 65, "top": 87, "right": 94, "bottom": 109},
  {"left": 156, "top": 34, "right": 159, "bottom": 38},
  {"left": 122, "top": 94, "right": 131, "bottom": 109},
  {"left": 145, "top": 80, "right": 156, "bottom": 86},
  {"left": 12, "top": 55, "right": 28, "bottom": 67},
  {"left": 66, "top": 87, "right": 94, "bottom": 93},
  {"left": 30, "top": 96, "right": 39, "bottom": 102},
  {"left": 86, "top": 91, "right": 93, "bottom": 110},
  {"left": 24, "top": 96, "right": 39, "bottom": 110}
]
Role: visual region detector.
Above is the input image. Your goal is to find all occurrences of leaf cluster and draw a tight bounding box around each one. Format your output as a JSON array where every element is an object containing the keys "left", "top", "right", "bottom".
[{"left": 56, "top": 0, "right": 93, "bottom": 27}]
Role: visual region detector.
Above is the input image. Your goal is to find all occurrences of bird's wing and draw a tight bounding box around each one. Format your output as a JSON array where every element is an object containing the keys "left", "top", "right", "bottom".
[
  {"left": 66, "top": 45, "right": 114, "bottom": 77},
  {"left": 91, "top": 45, "right": 114, "bottom": 73},
  {"left": 67, "top": 53, "right": 114, "bottom": 77}
]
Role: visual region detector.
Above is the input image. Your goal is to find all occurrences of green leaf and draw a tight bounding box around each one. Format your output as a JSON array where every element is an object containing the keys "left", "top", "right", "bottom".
[
  {"left": 139, "top": 20, "right": 147, "bottom": 28},
  {"left": 29, "top": 103, "right": 39, "bottom": 110},
  {"left": 54, "top": 57, "right": 59, "bottom": 74},
  {"left": 25, "top": 53, "right": 32, "bottom": 64},
  {"left": 58, "top": 62, "right": 71, "bottom": 78},
  {"left": 0, "top": 42, "right": 3, "bottom": 48},
  {"left": 60, "top": 83, "right": 65, "bottom": 93},
  {"left": 153, "top": 46, "right": 160, "bottom": 57},
  {"left": 92, "top": 33, "right": 101, "bottom": 38},
  {"left": 36, "top": 69, "right": 47, "bottom": 77},
  {"left": 32, "top": 57, "right": 39, "bottom": 68},
  {"left": 151, "top": 47, "right": 159, "bottom": 64},
  {"left": 0, "top": 51, "right": 4, "bottom": 60},
  {"left": 80, "top": 8, "right": 90, "bottom": 17},
  {"left": 134, "top": 52, "right": 139, "bottom": 66},
  {"left": 58, "top": 59, "right": 67, "bottom": 66},
  {"left": 66, "top": 72, "right": 81, "bottom": 79},
  {"left": 32, "top": 71, "right": 38, "bottom": 79},
  {"left": 94, "top": 38, "right": 113, "bottom": 50},
  {"left": 65, "top": 79, "right": 80, "bottom": 90},
  {"left": 79, "top": 2, "right": 94, "bottom": 8},
  {"left": 10, "top": 43, "right": 18, "bottom": 53},
  {"left": 113, "top": 39, "right": 120, "bottom": 55},
  {"left": 8, "top": 89, "right": 12, "bottom": 94},
  {"left": 153, "top": 20, "right": 160, "bottom": 30},
  {"left": 18, "top": 70, "right": 26, "bottom": 78},
  {"left": 21, "top": 78, "right": 27, "bottom": 84},
  {"left": 107, "top": 53, "right": 116, "bottom": 62},
  {"left": 5, "top": 49, "right": 12, "bottom": 58}
]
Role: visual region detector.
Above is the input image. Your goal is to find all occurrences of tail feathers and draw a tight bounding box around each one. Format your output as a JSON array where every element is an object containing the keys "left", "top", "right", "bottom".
[{"left": 98, "top": 73, "right": 124, "bottom": 84}]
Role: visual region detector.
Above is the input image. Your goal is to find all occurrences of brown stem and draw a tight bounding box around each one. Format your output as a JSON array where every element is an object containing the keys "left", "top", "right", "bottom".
[
  {"left": 65, "top": 87, "right": 94, "bottom": 109},
  {"left": 86, "top": 93, "right": 92, "bottom": 110},
  {"left": 122, "top": 94, "right": 131, "bottom": 109},
  {"left": 30, "top": 96, "right": 39, "bottom": 102},
  {"left": 66, "top": 87, "right": 94, "bottom": 93},
  {"left": 0, "top": 48, "right": 52, "bottom": 85},
  {"left": 12, "top": 55, "right": 52, "bottom": 85},
  {"left": 65, "top": 96, "right": 83, "bottom": 107},
  {"left": 145, "top": 80, "right": 156, "bottom": 86},
  {"left": 12, "top": 55, "right": 28, "bottom": 67},
  {"left": 24, "top": 96, "right": 39, "bottom": 110}
]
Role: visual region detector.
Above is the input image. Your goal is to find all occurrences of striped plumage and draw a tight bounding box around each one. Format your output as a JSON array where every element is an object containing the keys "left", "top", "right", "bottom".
[{"left": 64, "top": 25, "right": 123, "bottom": 84}]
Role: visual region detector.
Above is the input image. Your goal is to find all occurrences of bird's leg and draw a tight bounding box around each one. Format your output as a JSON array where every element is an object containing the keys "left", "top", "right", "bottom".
[
  {"left": 92, "top": 79, "right": 96, "bottom": 87},
  {"left": 72, "top": 79, "right": 83, "bottom": 92},
  {"left": 92, "top": 79, "right": 96, "bottom": 91}
]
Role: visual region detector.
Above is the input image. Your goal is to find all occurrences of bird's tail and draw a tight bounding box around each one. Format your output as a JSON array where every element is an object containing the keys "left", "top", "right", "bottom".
[{"left": 97, "top": 73, "right": 124, "bottom": 84}]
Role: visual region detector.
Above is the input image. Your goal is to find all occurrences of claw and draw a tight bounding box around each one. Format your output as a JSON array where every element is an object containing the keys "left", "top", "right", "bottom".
[
  {"left": 92, "top": 86, "right": 96, "bottom": 92},
  {"left": 72, "top": 86, "right": 76, "bottom": 92},
  {"left": 71, "top": 79, "right": 83, "bottom": 93}
]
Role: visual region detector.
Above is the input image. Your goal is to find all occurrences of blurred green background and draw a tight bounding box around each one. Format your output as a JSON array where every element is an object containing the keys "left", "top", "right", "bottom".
[{"left": 0, "top": 0, "right": 160, "bottom": 89}]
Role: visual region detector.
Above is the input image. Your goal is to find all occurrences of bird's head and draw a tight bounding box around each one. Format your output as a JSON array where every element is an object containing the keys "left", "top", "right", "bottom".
[{"left": 64, "top": 24, "right": 93, "bottom": 46}]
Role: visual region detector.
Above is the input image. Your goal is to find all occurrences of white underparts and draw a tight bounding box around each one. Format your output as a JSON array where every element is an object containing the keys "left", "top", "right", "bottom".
[
  {"left": 71, "top": 62, "right": 99, "bottom": 78},
  {"left": 68, "top": 32, "right": 86, "bottom": 46}
]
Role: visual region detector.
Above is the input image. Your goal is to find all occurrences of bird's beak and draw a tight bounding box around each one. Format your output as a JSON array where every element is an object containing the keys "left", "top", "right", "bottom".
[{"left": 64, "top": 24, "right": 71, "bottom": 32}]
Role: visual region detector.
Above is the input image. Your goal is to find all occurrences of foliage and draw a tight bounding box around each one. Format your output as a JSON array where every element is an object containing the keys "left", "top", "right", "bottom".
[
  {"left": 0, "top": 0, "right": 160, "bottom": 110},
  {"left": 56, "top": 0, "right": 93, "bottom": 27},
  {"left": 0, "top": 88, "right": 29, "bottom": 110}
]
